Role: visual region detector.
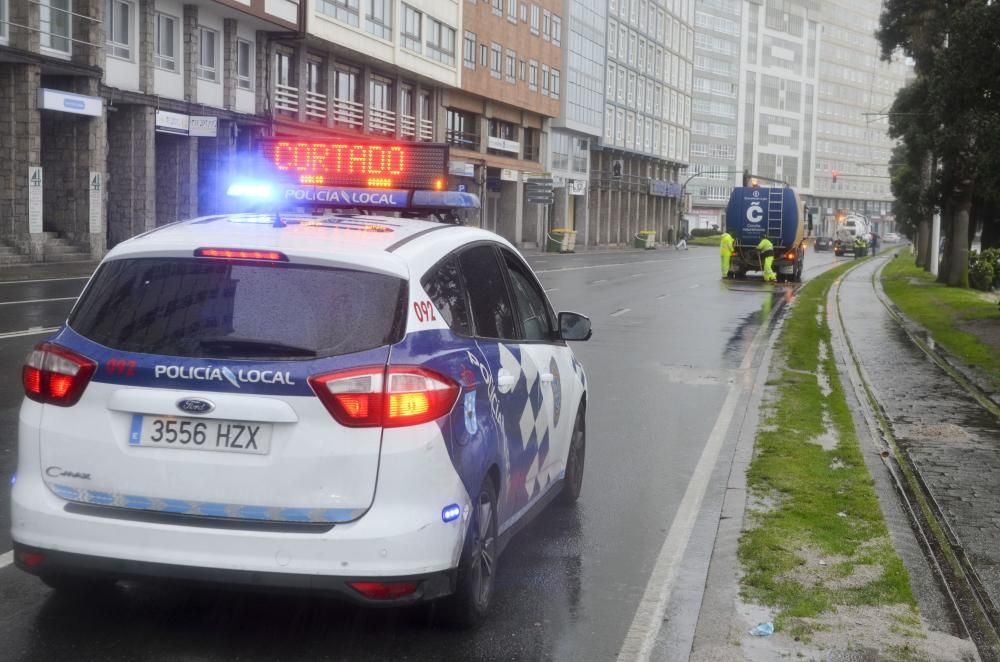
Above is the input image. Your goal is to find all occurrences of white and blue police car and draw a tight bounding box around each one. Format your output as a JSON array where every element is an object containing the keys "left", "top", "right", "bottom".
[{"left": 11, "top": 139, "right": 590, "bottom": 626}]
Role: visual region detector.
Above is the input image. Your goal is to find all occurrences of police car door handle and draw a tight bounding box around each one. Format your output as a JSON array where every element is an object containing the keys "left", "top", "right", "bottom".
[
  {"left": 540, "top": 373, "right": 554, "bottom": 384},
  {"left": 497, "top": 371, "right": 517, "bottom": 389}
]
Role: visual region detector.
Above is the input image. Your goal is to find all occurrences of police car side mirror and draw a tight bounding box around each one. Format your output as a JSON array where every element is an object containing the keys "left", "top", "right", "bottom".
[{"left": 559, "top": 312, "right": 592, "bottom": 341}]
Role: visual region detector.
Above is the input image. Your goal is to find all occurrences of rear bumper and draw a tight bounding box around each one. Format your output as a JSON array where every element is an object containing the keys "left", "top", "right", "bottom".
[{"left": 12, "top": 542, "right": 455, "bottom": 605}]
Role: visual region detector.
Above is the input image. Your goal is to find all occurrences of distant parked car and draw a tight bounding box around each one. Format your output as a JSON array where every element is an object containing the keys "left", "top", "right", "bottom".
[
  {"left": 814, "top": 237, "right": 833, "bottom": 252},
  {"left": 884, "top": 232, "right": 900, "bottom": 243}
]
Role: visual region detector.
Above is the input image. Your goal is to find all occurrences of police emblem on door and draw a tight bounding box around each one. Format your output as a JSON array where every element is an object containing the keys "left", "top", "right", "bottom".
[{"left": 464, "top": 391, "right": 478, "bottom": 435}]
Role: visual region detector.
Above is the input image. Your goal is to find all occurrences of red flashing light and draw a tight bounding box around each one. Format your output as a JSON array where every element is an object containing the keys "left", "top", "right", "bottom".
[
  {"left": 785, "top": 252, "right": 796, "bottom": 260},
  {"left": 22, "top": 343, "right": 96, "bottom": 407},
  {"left": 309, "top": 366, "right": 459, "bottom": 428},
  {"left": 195, "top": 248, "right": 288, "bottom": 261},
  {"left": 348, "top": 581, "right": 419, "bottom": 600}
]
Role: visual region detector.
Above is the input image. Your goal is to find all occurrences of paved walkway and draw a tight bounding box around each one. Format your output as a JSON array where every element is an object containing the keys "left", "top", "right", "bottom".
[{"left": 839, "top": 254, "right": 1000, "bottom": 614}]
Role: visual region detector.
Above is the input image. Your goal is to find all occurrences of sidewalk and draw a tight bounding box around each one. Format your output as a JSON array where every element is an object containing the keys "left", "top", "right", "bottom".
[{"left": 838, "top": 254, "right": 1000, "bottom": 641}]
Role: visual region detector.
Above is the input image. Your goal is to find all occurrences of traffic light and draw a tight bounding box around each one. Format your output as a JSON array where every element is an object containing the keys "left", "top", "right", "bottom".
[{"left": 832, "top": 170, "right": 839, "bottom": 184}]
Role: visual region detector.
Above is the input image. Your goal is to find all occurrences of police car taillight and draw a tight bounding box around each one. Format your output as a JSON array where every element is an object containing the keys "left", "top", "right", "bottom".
[
  {"left": 22, "top": 343, "right": 97, "bottom": 407},
  {"left": 309, "top": 366, "right": 459, "bottom": 428}
]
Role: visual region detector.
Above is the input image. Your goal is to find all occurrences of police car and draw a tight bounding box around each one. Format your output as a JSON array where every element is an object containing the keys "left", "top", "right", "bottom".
[{"left": 11, "top": 139, "right": 591, "bottom": 626}]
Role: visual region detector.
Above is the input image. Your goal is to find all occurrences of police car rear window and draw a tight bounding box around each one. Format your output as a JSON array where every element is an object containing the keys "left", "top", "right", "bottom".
[{"left": 69, "top": 258, "right": 407, "bottom": 359}]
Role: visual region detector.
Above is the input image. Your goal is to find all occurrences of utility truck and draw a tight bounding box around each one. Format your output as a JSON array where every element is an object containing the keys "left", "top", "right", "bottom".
[{"left": 724, "top": 180, "right": 810, "bottom": 282}]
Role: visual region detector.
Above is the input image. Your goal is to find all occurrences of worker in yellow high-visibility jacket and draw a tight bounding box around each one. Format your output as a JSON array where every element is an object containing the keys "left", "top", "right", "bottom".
[
  {"left": 720, "top": 232, "right": 735, "bottom": 278},
  {"left": 757, "top": 237, "right": 777, "bottom": 282}
]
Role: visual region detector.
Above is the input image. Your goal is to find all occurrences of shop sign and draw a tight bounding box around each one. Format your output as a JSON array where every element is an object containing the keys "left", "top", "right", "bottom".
[
  {"left": 189, "top": 116, "right": 218, "bottom": 137},
  {"left": 500, "top": 168, "right": 519, "bottom": 182},
  {"left": 649, "top": 179, "right": 669, "bottom": 197},
  {"left": 449, "top": 161, "right": 475, "bottom": 177},
  {"left": 667, "top": 181, "right": 682, "bottom": 198},
  {"left": 155, "top": 111, "right": 190, "bottom": 135},
  {"left": 89, "top": 172, "right": 102, "bottom": 234},
  {"left": 568, "top": 180, "right": 587, "bottom": 196},
  {"left": 38, "top": 88, "right": 102, "bottom": 117},
  {"left": 487, "top": 136, "right": 520, "bottom": 153},
  {"left": 28, "top": 167, "right": 43, "bottom": 234}
]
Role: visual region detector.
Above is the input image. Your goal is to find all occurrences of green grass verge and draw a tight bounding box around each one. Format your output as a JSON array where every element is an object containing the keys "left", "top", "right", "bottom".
[
  {"left": 688, "top": 235, "right": 723, "bottom": 246},
  {"left": 738, "top": 259, "right": 917, "bottom": 637},
  {"left": 881, "top": 254, "right": 1000, "bottom": 389}
]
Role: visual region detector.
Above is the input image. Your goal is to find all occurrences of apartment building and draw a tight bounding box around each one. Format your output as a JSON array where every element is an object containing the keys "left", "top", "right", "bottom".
[
  {"left": 546, "top": 0, "right": 606, "bottom": 245},
  {"left": 591, "top": 0, "right": 694, "bottom": 247},
  {"left": 811, "top": 0, "right": 909, "bottom": 235},
  {"left": 687, "top": 0, "right": 741, "bottom": 231},
  {"left": 442, "top": 0, "right": 562, "bottom": 246}
]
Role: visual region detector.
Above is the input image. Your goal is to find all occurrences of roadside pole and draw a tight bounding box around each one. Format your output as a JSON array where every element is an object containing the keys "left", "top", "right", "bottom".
[{"left": 930, "top": 212, "right": 941, "bottom": 276}]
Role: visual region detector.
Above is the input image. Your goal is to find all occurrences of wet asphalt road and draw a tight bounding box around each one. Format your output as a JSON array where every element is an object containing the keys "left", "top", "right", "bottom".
[{"left": 0, "top": 247, "right": 843, "bottom": 662}]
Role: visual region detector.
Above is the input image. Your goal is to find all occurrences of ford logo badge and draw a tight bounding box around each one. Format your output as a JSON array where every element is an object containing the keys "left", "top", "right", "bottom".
[{"left": 177, "top": 398, "right": 215, "bottom": 414}]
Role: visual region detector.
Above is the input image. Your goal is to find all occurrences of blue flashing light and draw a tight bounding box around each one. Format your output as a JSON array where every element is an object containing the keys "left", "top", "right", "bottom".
[
  {"left": 9, "top": 473, "right": 15, "bottom": 487},
  {"left": 227, "top": 182, "right": 275, "bottom": 200},
  {"left": 411, "top": 191, "right": 481, "bottom": 210},
  {"left": 442, "top": 504, "right": 461, "bottom": 523}
]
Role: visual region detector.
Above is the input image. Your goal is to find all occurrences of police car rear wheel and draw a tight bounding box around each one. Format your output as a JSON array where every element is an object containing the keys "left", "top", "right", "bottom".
[
  {"left": 440, "top": 478, "right": 498, "bottom": 627},
  {"left": 557, "top": 412, "right": 586, "bottom": 506}
]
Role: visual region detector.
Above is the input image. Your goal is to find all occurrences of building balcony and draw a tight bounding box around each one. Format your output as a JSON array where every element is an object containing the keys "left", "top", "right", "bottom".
[
  {"left": 446, "top": 129, "right": 480, "bottom": 150},
  {"left": 305, "top": 90, "right": 327, "bottom": 122},
  {"left": 274, "top": 82, "right": 299, "bottom": 115}
]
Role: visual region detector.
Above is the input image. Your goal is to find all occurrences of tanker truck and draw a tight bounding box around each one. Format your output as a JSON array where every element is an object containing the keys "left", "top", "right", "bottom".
[{"left": 724, "top": 182, "right": 810, "bottom": 282}]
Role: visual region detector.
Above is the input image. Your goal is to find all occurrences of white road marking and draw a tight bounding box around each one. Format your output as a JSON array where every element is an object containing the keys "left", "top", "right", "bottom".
[
  {"left": 631, "top": 274, "right": 642, "bottom": 278},
  {"left": 0, "top": 276, "right": 90, "bottom": 285},
  {"left": 690, "top": 283, "right": 700, "bottom": 289},
  {"left": 544, "top": 288, "right": 559, "bottom": 293},
  {"left": 609, "top": 308, "right": 630, "bottom": 317},
  {"left": 591, "top": 279, "right": 608, "bottom": 284},
  {"left": 0, "top": 550, "right": 12, "bottom": 569},
  {"left": 0, "top": 296, "right": 77, "bottom": 306},
  {"left": 0, "top": 326, "right": 60, "bottom": 340},
  {"left": 656, "top": 294, "right": 668, "bottom": 300},
  {"left": 616, "top": 299, "right": 767, "bottom": 662},
  {"left": 534, "top": 255, "right": 707, "bottom": 274}
]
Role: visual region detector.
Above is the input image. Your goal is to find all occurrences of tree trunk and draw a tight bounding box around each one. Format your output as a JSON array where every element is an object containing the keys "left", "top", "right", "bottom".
[
  {"left": 948, "top": 178, "right": 973, "bottom": 287},
  {"left": 937, "top": 200, "right": 952, "bottom": 283},
  {"left": 916, "top": 220, "right": 930, "bottom": 267},
  {"left": 981, "top": 200, "right": 1000, "bottom": 250}
]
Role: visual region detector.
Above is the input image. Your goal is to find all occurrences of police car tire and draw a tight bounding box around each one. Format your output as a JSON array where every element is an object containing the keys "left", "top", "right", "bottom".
[
  {"left": 40, "top": 572, "right": 116, "bottom": 594},
  {"left": 440, "top": 477, "right": 499, "bottom": 628},
  {"left": 557, "top": 411, "right": 586, "bottom": 506}
]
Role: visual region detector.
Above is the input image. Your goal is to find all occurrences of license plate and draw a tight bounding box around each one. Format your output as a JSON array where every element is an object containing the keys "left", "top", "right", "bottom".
[
  {"left": 779, "top": 265, "right": 794, "bottom": 274},
  {"left": 129, "top": 415, "right": 272, "bottom": 454}
]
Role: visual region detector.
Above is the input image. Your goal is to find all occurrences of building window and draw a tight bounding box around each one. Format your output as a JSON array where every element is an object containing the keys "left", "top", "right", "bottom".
[
  {"left": 505, "top": 49, "right": 515, "bottom": 81},
  {"left": 542, "top": 9, "right": 550, "bottom": 41},
  {"left": 40, "top": 0, "right": 71, "bottom": 54},
  {"left": 518, "top": 59, "right": 525, "bottom": 81},
  {"left": 153, "top": 13, "right": 177, "bottom": 71},
  {"left": 365, "top": 0, "right": 392, "bottom": 39},
  {"left": 463, "top": 31, "right": 475, "bottom": 69},
  {"left": 197, "top": 27, "right": 218, "bottom": 81},
  {"left": 447, "top": 108, "right": 479, "bottom": 148},
  {"left": 307, "top": 60, "right": 323, "bottom": 94},
  {"left": 541, "top": 63, "right": 549, "bottom": 95},
  {"left": 237, "top": 39, "right": 253, "bottom": 90},
  {"left": 528, "top": 59, "right": 537, "bottom": 90},
  {"left": 105, "top": 0, "right": 132, "bottom": 59},
  {"left": 427, "top": 18, "right": 456, "bottom": 65},
  {"left": 318, "top": 0, "right": 360, "bottom": 27},
  {"left": 491, "top": 0, "right": 501, "bottom": 15},
  {"left": 523, "top": 128, "right": 539, "bottom": 161},
  {"left": 487, "top": 118, "right": 517, "bottom": 156},
  {"left": 333, "top": 66, "right": 361, "bottom": 127},
  {"left": 479, "top": 43, "right": 487, "bottom": 66},
  {"left": 519, "top": 2, "right": 527, "bottom": 22},
  {"left": 275, "top": 51, "right": 294, "bottom": 87},
  {"left": 530, "top": 4, "right": 539, "bottom": 34},
  {"left": 490, "top": 43, "right": 501, "bottom": 79},
  {"left": 551, "top": 15, "right": 560, "bottom": 46},
  {"left": 401, "top": 4, "right": 422, "bottom": 52},
  {"left": 550, "top": 68, "right": 560, "bottom": 100},
  {"left": 369, "top": 76, "right": 394, "bottom": 134},
  {"left": 0, "top": 0, "right": 7, "bottom": 42},
  {"left": 507, "top": 0, "right": 516, "bottom": 22}
]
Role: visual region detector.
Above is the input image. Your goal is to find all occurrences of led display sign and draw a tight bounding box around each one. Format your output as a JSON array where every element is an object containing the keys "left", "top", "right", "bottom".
[{"left": 260, "top": 139, "right": 448, "bottom": 190}]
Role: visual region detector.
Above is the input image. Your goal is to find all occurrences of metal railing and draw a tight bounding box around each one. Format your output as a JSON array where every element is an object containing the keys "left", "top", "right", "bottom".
[
  {"left": 446, "top": 129, "right": 480, "bottom": 150},
  {"left": 368, "top": 106, "right": 396, "bottom": 135},
  {"left": 419, "top": 118, "right": 433, "bottom": 141},
  {"left": 331, "top": 98, "right": 364, "bottom": 130},
  {"left": 400, "top": 113, "right": 417, "bottom": 139},
  {"left": 274, "top": 82, "right": 298, "bottom": 114},
  {"left": 305, "top": 90, "right": 327, "bottom": 121}
]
